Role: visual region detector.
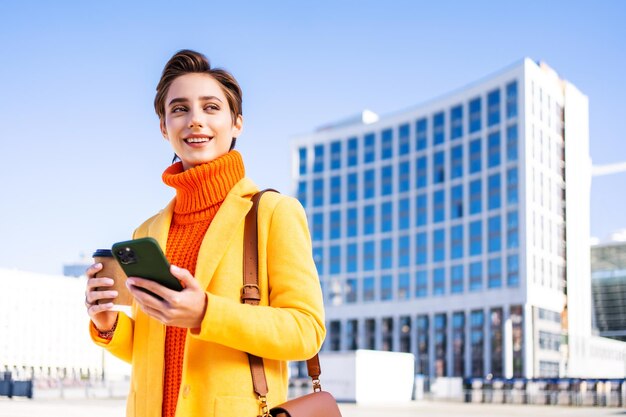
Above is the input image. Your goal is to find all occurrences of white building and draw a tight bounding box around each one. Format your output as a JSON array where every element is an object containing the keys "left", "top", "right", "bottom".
[
  {"left": 0, "top": 268, "right": 130, "bottom": 382},
  {"left": 292, "top": 58, "right": 626, "bottom": 379}
]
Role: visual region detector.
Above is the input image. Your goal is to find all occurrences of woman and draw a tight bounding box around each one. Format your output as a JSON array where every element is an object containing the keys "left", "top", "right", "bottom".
[{"left": 85, "top": 49, "right": 325, "bottom": 417}]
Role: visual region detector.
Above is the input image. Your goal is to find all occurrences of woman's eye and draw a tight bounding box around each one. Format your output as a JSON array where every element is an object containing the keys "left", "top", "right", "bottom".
[
  {"left": 205, "top": 104, "right": 220, "bottom": 111},
  {"left": 171, "top": 106, "right": 187, "bottom": 113}
]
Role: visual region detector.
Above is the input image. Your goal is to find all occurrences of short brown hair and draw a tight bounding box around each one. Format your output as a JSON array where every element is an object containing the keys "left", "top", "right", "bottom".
[{"left": 154, "top": 49, "right": 242, "bottom": 123}]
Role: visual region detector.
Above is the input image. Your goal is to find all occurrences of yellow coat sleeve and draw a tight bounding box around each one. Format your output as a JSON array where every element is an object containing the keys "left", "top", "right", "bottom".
[{"left": 190, "top": 196, "right": 326, "bottom": 360}]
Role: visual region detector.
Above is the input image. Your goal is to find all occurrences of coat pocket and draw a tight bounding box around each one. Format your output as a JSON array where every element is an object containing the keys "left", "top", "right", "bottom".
[{"left": 214, "top": 395, "right": 260, "bottom": 416}]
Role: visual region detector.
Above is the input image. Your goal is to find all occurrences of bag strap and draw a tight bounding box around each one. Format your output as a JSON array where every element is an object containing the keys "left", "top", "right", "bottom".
[{"left": 242, "top": 190, "right": 324, "bottom": 406}]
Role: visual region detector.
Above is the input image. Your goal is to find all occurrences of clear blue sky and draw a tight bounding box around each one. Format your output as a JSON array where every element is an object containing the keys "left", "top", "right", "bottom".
[{"left": 1, "top": 0, "right": 624, "bottom": 275}]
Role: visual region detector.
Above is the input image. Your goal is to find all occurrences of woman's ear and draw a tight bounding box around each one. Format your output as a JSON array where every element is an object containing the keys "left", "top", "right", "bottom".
[
  {"left": 160, "top": 119, "right": 168, "bottom": 140},
  {"left": 232, "top": 114, "right": 243, "bottom": 138}
]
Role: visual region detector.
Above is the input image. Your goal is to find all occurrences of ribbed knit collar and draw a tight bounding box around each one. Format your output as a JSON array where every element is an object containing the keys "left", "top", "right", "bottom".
[{"left": 162, "top": 151, "right": 245, "bottom": 224}]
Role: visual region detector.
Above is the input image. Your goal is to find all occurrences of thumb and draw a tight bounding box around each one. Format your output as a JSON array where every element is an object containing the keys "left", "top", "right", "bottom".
[{"left": 170, "top": 265, "right": 197, "bottom": 290}]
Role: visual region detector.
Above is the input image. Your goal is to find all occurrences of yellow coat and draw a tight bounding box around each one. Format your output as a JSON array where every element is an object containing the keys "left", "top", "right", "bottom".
[{"left": 91, "top": 178, "right": 326, "bottom": 417}]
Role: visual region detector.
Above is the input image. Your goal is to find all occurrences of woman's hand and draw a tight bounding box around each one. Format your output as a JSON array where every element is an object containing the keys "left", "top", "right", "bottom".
[
  {"left": 85, "top": 263, "right": 119, "bottom": 331},
  {"left": 126, "top": 265, "right": 207, "bottom": 329}
]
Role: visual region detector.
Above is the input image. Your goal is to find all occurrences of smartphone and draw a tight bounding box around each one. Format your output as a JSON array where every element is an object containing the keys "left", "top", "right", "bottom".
[{"left": 111, "top": 237, "right": 183, "bottom": 298}]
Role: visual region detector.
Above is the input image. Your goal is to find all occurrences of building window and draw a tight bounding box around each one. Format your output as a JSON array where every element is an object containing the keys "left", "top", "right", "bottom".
[
  {"left": 433, "top": 151, "right": 445, "bottom": 184},
  {"left": 329, "top": 245, "right": 341, "bottom": 275},
  {"left": 313, "top": 178, "right": 324, "bottom": 207},
  {"left": 450, "top": 265, "right": 464, "bottom": 294},
  {"left": 364, "top": 133, "right": 375, "bottom": 164},
  {"left": 416, "top": 232, "right": 427, "bottom": 266},
  {"left": 363, "top": 241, "right": 375, "bottom": 271},
  {"left": 365, "top": 318, "right": 376, "bottom": 349},
  {"left": 469, "top": 97, "right": 482, "bottom": 133},
  {"left": 434, "top": 313, "right": 447, "bottom": 377},
  {"left": 399, "top": 123, "right": 410, "bottom": 155},
  {"left": 488, "top": 173, "right": 501, "bottom": 210},
  {"left": 470, "top": 310, "right": 485, "bottom": 377},
  {"left": 451, "top": 184, "right": 463, "bottom": 219},
  {"left": 451, "top": 145, "right": 463, "bottom": 179},
  {"left": 398, "top": 235, "right": 410, "bottom": 268},
  {"left": 330, "top": 175, "right": 341, "bottom": 205},
  {"left": 346, "top": 319, "right": 358, "bottom": 350},
  {"left": 313, "top": 144, "right": 325, "bottom": 173},
  {"left": 433, "top": 228, "right": 445, "bottom": 262},
  {"left": 451, "top": 225, "right": 463, "bottom": 260},
  {"left": 469, "top": 261, "right": 482, "bottom": 291},
  {"left": 469, "top": 179, "right": 482, "bottom": 215},
  {"left": 398, "top": 272, "right": 410, "bottom": 300},
  {"left": 312, "top": 213, "right": 324, "bottom": 241},
  {"left": 381, "top": 128, "right": 393, "bottom": 160},
  {"left": 347, "top": 172, "right": 358, "bottom": 202},
  {"left": 507, "top": 124, "right": 518, "bottom": 161},
  {"left": 399, "top": 316, "right": 411, "bottom": 353},
  {"left": 488, "top": 131, "right": 501, "bottom": 167},
  {"left": 507, "top": 210, "right": 519, "bottom": 249},
  {"left": 539, "top": 361, "right": 560, "bottom": 378},
  {"left": 381, "top": 275, "right": 393, "bottom": 301},
  {"left": 382, "top": 317, "right": 394, "bottom": 351},
  {"left": 416, "top": 194, "right": 427, "bottom": 227},
  {"left": 416, "top": 156, "right": 428, "bottom": 188},
  {"left": 381, "top": 238, "right": 393, "bottom": 270},
  {"left": 433, "top": 189, "right": 445, "bottom": 223},
  {"left": 417, "top": 315, "right": 430, "bottom": 375},
  {"left": 381, "top": 165, "right": 393, "bottom": 196},
  {"left": 469, "top": 138, "right": 482, "bottom": 173},
  {"left": 488, "top": 257, "right": 502, "bottom": 288},
  {"left": 433, "top": 111, "right": 445, "bottom": 145},
  {"left": 452, "top": 312, "right": 465, "bottom": 376},
  {"left": 381, "top": 201, "right": 393, "bottom": 233},
  {"left": 346, "top": 207, "right": 358, "bottom": 237},
  {"left": 297, "top": 181, "right": 307, "bottom": 207},
  {"left": 488, "top": 215, "right": 501, "bottom": 252},
  {"left": 469, "top": 220, "right": 482, "bottom": 256},
  {"left": 399, "top": 161, "right": 411, "bottom": 193},
  {"left": 363, "top": 169, "right": 375, "bottom": 199},
  {"left": 363, "top": 277, "right": 375, "bottom": 302},
  {"left": 450, "top": 104, "right": 463, "bottom": 140},
  {"left": 330, "top": 140, "right": 342, "bottom": 170},
  {"left": 539, "top": 331, "right": 561, "bottom": 352},
  {"left": 433, "top": 268, "right": 445, "bottom": 295},
  {"left": 346, "top": 137, "right": 358, "bottom": 168},
  {"left": 506, "top": 81, "right": 518, "bottom": 119},
  {"left": 416, "top": 270, "right": 428, "bottom": 297},
  {"left": 416, "top": 118, "right": 428, "bottom": 151},
  {"left": 487, "top": 88, "right": 501, "bottom": 127},
  {"left": 507, "top": 167, "right": 518, "bottom": 205},
  {"left": 398, "top": 197, "right": 410, "bottom": 230},
  {"left": 329, "top": 320, "right": 341, "bottom": 351},
  {"left": 363, "top": 204, "right": 375, "bottom": 235},
  {"left": 313, "top": 247, "right": 323, "bottom": 276},
  {"left": 510, "top": 306, "right": 523, "bottom": 377},
  {"left": 507, "top": 254, "right": 519, "bottom": 287},
  {"left": 299, "top": 147, "right": 308, "bottom": 175},
  {"left": 346, "top": 243, "right": 358, "bottom": 273},
  {"left": 330, "top": 210, "right": 341, "bottom": 240},
  {"left": 490, "top": 308, "right": 503, "bottom": 377}
]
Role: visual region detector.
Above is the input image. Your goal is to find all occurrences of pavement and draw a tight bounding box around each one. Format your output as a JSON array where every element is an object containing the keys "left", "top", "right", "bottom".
[{"left": 0, "top": 398, "right": 624, "bottom": 417}]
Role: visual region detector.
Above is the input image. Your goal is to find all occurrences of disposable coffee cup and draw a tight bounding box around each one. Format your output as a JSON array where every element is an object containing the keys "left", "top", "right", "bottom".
[{"left": 93, "top": 249, "right": 133, "bottom": 311}]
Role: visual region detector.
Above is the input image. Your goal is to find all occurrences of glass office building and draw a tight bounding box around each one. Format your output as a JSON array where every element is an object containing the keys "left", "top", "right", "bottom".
[
  {"left": 591, "top": 241, "right": 626, "bottom": 342},
  {"left": 292, "top": 59, "right": 624, "bottom": 378}
]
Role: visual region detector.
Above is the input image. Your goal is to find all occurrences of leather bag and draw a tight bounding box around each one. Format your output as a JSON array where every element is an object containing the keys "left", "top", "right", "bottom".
[{"left": 242, "top": 190, "right": 343, "bottom": 417}]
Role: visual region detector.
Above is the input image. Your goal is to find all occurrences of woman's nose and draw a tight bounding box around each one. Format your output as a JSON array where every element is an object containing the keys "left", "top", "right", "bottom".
[{"left": 188, "top": 109, "right": 204, "bottom": 128}]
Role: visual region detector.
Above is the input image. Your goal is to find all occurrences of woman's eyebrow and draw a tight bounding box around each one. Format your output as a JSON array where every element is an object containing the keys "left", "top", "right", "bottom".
[
  {"left": 168, "top": 97, "right": 189, "bottom": 106},
  {"left": 199, "top": 95, "right": 223, "bottom": 103}
]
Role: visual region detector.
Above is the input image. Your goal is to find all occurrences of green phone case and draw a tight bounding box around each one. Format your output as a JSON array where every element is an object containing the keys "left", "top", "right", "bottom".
[{"left": 111, "top": 237, "right": 183, "bottom": 292}]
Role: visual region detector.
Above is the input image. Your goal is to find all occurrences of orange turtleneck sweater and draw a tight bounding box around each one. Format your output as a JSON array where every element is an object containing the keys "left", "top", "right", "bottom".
[{"left": 160, "top": 150, "right": 245, "bottom": 417}]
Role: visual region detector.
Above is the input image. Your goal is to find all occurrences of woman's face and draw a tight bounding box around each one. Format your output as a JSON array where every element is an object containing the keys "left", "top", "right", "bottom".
[{"left": 160, "top": 73, "right": 243, "bottom": 170}]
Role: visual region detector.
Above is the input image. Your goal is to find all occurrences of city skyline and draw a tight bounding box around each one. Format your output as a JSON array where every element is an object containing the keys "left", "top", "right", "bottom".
[{"left": 0, "top": 1, "right": 625, "bottom": 275}]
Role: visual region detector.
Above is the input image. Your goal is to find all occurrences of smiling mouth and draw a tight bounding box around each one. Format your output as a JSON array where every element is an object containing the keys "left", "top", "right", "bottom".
[{"left": 184, "top": 137, "right": 212, "bottom": 143}]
